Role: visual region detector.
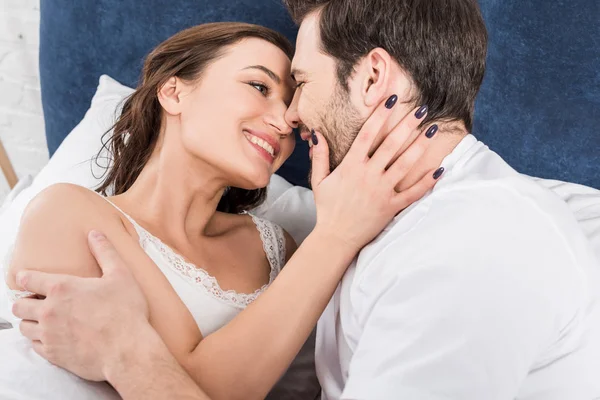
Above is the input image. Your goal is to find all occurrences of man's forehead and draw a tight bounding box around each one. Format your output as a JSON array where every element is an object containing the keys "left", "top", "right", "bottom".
[{"left": 291, "top": 13, "right": 321, "bottom": 75}]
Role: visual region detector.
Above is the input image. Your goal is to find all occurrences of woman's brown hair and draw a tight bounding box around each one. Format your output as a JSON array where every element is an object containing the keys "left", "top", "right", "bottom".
[{"left": 95, "top": 22, "right": 294, "bottom": 213}]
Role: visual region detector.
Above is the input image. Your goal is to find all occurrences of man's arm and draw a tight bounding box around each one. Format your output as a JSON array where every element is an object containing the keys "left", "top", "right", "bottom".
[
  {"left": 105, "top": 324, "right": 210, "bottom": 400},
  {"left": 341, "top": 260, "right": 555, "bottom": 400},
  {"left": 337, "top": 191, "right": 582, "bottom": 400},
  {"left": 13, "top": 231, "right": 209, "bottom": 399}
]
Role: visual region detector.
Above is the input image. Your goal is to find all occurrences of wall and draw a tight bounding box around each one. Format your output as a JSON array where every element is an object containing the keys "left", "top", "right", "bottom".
[{"left": 0, "top": 0, "right": 47, "bottom": 202}]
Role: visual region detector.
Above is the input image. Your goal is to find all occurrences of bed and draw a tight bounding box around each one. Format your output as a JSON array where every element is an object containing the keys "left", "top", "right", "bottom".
[{"left": 0, "top": 0, "right": 598, "bottom": 398}]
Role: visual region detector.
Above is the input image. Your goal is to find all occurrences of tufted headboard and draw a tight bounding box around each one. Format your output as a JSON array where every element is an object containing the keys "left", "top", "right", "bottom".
[{"left": 39, "top": 0, "right": 599, "bottom": 189}]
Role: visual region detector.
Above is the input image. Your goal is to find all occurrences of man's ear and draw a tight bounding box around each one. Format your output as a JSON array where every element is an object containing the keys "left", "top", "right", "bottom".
[
  {"left": 359, "top": 48, "right": 393, "bottom": 107},
  {"left": 157, "top": 77, "right": 185, "bottom": 115}
]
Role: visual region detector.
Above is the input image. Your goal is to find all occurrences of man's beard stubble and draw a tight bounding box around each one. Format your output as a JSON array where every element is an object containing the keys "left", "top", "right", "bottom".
[{"left": 307, "top": 84, "right": 364, "bottom": 185}]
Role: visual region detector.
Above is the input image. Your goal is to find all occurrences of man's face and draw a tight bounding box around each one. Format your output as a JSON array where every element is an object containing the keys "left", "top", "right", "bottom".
[{"left": 285, "top": 13, "right": 364, "bottom": 171}]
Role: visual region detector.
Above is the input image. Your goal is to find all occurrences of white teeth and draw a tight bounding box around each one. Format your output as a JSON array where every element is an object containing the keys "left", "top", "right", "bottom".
[{"left": 247, "top": 134, "right": 275, "bottom": 157}]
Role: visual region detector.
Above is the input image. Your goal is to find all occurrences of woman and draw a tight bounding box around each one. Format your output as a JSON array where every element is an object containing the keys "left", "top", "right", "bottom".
[{"left": 2, "top": 23, "right": 436, "bottom": 399}]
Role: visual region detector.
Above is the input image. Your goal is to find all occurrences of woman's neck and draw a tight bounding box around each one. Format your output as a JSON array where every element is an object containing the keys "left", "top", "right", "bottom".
[{"left": 113, "top": 136, "right": 228, "bottom": 243}]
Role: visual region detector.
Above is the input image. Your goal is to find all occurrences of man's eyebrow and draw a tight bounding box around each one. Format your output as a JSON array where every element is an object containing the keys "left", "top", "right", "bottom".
[
  {"left": 242, "top": 65, "right": 281, "bottom": 84},
  {"left": 290, "top": 68, "right": 306, "bottom": 81}
]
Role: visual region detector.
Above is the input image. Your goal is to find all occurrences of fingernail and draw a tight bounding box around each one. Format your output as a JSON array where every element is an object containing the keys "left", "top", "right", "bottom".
[
  {"left": 311, "top": 129, "right": 319, "bottom": 145},
  {"left": 90, "top": 230, "right": 106, "bottom": 241},
  {"left": 433, "top": 167, "right": 445, "bottom": 180},
  {"left": 425, "top": 124, "right": 438, "bottom": 139},
  {"left": 385, "top": 94, "right": 398, "bottom": 109},
  {"left": 415, "top": 105, "right": 428, "bottom": 119}
]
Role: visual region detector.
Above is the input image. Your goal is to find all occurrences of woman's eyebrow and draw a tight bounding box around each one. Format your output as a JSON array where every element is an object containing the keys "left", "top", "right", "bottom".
[{"left": 242, "top": 65, "right": 281, "bottom": 84}]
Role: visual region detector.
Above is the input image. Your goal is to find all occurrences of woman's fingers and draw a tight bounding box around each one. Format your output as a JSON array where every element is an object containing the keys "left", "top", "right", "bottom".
[
  {"left": 384, "top": 123, "right": 438, "bottom": 184},
  {"left": 343, "top": 94, "right": 399, "bottom": 164},
  {"left": 391, "top": 167, "right": 444, "bottom": 211},
  {"left": 309, "top": 130, "right": 330, "bottom": 188},
  {"left": 368, "top": 106, "right": 430, "bottom": 173}
]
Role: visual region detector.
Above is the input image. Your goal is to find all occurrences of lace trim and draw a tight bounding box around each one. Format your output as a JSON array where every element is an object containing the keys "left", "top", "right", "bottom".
[
  {"left": 136, "top": 227, "right": 273, "bottom": 308},
  {"left": 8, "top": 289, "right": 36, "bottom": 302},
  {"left": 90, "top": 192, "right": 287, "bottom": 309},
  {"left": 124, "top": 213, "right": 285, "bottom": 309},
  {"left": 248, "top": 214, "right": 286, "bottom": 277}
]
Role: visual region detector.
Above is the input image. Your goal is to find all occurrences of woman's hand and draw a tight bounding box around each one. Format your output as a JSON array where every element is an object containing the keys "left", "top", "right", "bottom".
[{"left": 310, "top": 97, "right": 441, "bottom": 252}]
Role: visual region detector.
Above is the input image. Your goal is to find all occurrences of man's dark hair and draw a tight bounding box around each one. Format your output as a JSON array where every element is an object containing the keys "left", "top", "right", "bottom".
[{"left": 283, "top": 0, "right": 488, "bottom": 131}]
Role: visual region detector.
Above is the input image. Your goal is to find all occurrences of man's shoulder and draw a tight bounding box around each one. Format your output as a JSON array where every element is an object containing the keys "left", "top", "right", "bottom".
[
  {"left": 361, "top": 175, "right": 551, "bottom": 251},
  {"left": 352, "top": 175, "right": 589, "bottom": 296}
]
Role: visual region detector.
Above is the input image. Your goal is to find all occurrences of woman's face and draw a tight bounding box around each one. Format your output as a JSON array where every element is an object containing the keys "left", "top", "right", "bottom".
[{"left": 165, "top": 38, "right": 296, "bottom": 190}]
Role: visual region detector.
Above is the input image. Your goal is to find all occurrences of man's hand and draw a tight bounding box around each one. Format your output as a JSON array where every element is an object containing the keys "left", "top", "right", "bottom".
[{"left": 12, "top": 230, "right": 149, "bottom": 381}]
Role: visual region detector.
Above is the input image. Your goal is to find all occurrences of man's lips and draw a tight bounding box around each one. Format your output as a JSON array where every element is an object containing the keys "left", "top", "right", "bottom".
[{"left": 299, "top": 129, "right": 312, "bottom": 142}]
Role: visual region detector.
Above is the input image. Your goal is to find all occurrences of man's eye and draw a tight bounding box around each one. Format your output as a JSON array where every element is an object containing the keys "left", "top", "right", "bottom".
[{"left": 249, "top": 82, "right": 269, "bottom": 96}]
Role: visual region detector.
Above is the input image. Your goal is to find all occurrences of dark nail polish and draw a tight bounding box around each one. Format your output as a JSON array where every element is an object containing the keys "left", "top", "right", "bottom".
[
  {"left": 311, "top": 130, "right": 318, "bottom": 145},
  {"left": 385, "top": 94, "right": 398, "bottom": 109},
  {"left": 415, "top": 105, "right": 428, "bottom": 119},
  {"left": 433, "top": 167, "right": 445, "bottom": 180},
  {"left": 425, "top": 124, "right": 438, "bottom": 139}
]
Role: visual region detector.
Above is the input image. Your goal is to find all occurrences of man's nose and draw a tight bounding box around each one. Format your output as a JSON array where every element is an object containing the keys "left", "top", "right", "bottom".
[{"left": 284, "top": 90, "right": 300, "bottom": 129}]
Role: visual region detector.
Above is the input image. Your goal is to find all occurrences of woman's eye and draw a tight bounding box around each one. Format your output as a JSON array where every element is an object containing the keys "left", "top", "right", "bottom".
[
  {"left": 295, "top": 81, "right": 306, "bottom": 89},
  {"left": 250, "top": 82, "right": 269, "bottom": 96}
]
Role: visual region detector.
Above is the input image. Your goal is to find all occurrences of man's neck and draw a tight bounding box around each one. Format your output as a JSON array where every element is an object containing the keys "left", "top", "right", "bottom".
[
  {"left": 397, "top": 129, "right": 466, "bottom": 191},
  {"left": 377, "top": 106, "right": 468, "bottom": 191}
]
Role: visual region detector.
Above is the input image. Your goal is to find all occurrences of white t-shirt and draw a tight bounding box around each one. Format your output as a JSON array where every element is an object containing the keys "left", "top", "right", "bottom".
[{"left": 315, "top": 135, "right": 600, "bottom": 400}]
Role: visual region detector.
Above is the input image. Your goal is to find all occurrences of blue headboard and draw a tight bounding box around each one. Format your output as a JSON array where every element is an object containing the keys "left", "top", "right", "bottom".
[{"left": 39, "top": 0, "right": 599, "bottom": 189}]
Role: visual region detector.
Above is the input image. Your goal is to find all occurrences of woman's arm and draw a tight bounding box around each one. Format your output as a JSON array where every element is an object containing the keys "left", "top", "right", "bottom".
[
  {"left": 176, "top": 102, "right": 441, "bottom": 400},
  {"left": 13, "top": 98, "right": 439, "bottom": 399},
  {"left": 181, "top": 228, "right": 354, "bottom": 400},
  {"left": 7, "top": 184, "right": 204, "bottom": 361}
]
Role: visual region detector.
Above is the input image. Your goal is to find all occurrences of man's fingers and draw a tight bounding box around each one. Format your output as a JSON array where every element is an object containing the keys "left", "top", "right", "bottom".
[
  {"left": 384, "top": 123, "right": 437, "bottom": 182},
  {"left": 19, "top": 320, "right": 41, "bottom": 341},
  {"left": 391, "top": 167, "right": 444, "bottom": 211},
  {"left": 87, "top": 230, "right": 125, "bottom": 276},
  {"left": 344, "top": 95, "right": 399, "bottom": 162},
  {"left": 15, "top": 270, "right": 62, "bottom": 297},
  {"left": 309, "top": 130, "right": 331, "bottom": 188},
  {"left": 368, "top": 106, "right": 430, "bottom": 172},
  {"left": 31, "top": 340, "right": 49, "bottom": 361},
  {"left": 12, "top": 297, "right": 43, "bottom": 321}
]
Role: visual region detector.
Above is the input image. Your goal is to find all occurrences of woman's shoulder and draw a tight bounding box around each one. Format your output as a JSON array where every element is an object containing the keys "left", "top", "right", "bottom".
[
  {"left": 5, "top": 184, "right": 126, "bottom": 290},
  {"left": 25, "top": 183, "right": 108, "bottom": 214},
  {"left": 23, "top": 183, "right": 126, "bottom": 227}
]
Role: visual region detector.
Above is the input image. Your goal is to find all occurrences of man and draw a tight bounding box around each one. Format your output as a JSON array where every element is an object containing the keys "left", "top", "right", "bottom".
[
  {"left": 12, "top": 0, "right": 600, "bottom": 399},
  {"left": 282, "top": 1, "right": 600, "bottom": 399}
]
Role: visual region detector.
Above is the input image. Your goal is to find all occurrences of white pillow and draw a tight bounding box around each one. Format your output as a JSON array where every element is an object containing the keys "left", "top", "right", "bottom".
[
  {"left": 0, "top": 75, "right": 134, "bottom": 323},
  {"left": 0, "top": 76, "right": 133, "bottom": 255},
  {"left": 0, "top": 175, "right": 33, "bottom": 211}
]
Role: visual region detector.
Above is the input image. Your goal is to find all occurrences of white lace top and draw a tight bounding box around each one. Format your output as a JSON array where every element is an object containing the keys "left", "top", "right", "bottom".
[{"left": 4, "top": 194, "right": 287, "bottom": 337}]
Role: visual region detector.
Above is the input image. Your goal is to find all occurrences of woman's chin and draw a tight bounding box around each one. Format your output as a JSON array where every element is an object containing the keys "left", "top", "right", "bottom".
[{"left": 234, "top": 172, "right": 272, "bottom": 190}]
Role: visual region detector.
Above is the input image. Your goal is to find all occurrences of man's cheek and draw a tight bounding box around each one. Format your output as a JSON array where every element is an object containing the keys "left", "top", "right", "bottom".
[{"left": 297, "top": 92, "right": 320, "bottom": 127}]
